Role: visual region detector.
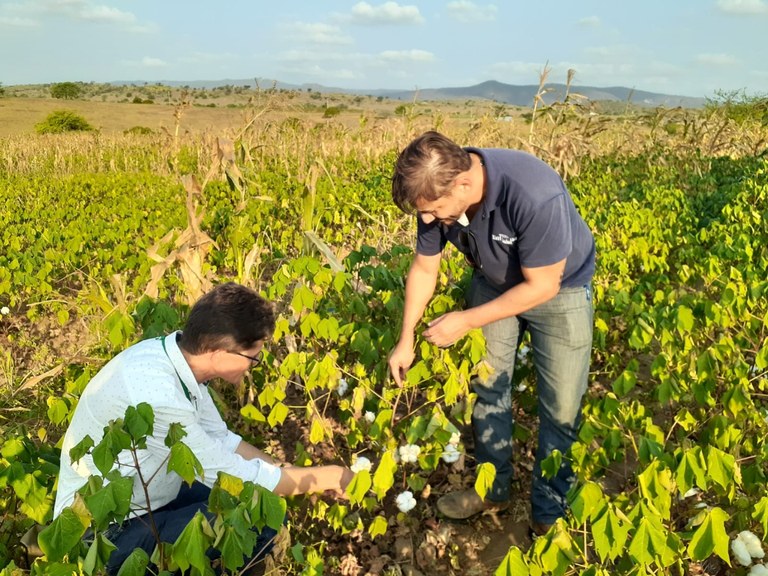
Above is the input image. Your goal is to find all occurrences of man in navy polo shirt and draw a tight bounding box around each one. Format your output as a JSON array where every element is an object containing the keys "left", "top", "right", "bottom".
[{"left": 388, "top": 131, "right": 595, "bottom": 535}]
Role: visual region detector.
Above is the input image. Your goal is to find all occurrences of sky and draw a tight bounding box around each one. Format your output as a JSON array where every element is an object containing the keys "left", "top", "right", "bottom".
[{"left": 1, "top": 0, "right": 766, "bottom": 98}]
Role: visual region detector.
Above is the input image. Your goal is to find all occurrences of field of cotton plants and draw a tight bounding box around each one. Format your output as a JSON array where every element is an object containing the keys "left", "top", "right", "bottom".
[{"left": 1, "top": 87, "right": 767, "bottom": 575}]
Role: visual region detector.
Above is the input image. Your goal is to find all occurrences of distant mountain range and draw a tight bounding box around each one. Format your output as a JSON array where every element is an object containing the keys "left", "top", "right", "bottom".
[{"left": 118, "top": 78, "right": 707, "bottom": 109}]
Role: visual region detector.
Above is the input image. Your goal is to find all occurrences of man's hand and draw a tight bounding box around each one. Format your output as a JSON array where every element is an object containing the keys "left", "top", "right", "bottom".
[
  {"left": 423, "top": 311, "right": 472, "bottom": 347},
  {"left": 388, "top": 339, "right": 416, "bottom": 386}
]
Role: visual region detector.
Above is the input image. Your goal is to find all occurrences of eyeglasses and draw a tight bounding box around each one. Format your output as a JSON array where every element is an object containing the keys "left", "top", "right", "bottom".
[
  {"left": 228, "top": 350, "right": 263, "bottom": 363},
  {"left": 458, "top": 228, "right": 483, "bottom": 270}
]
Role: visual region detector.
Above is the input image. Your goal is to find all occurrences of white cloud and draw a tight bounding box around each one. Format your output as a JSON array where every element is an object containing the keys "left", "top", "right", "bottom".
[
  {"left": 284, "top": 22, "right": 353, "bottom": 45},
  {"left": 280, "top": 61, "right": 360, "bottom": 81},
  {"left": 140, "top": 57, "right": 167, "bottom": 68},
  {"left": 446, "top": 1, "right": 498, "bottom": 23},
  {"left": 696, "top": 53, "right": 739, "bottom": 66},
  {"left": 584, "top": 44, "right": 640, "bottom": 59},
  {"left": 350, "top": 1, "right": 424, "bottom": 25},
  {"left": 716, "top": 0, "right": 768, "bottom": 14},
  {"left": 79, "top": 5, "right": 135, "bottom": 24},
  {"left": 578, "top": 15, "right": 601, "bottom": 27},
  {"left": 380, "top": 49, "right": 434, "bottom": 62},
  {"left": 0, "top": 15, "right": 38, "bottom": 27}
]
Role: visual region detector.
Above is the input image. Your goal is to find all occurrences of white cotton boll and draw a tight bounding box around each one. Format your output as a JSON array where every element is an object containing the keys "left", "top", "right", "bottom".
[
  {"left": 739, "top": 531, "right": 766, "bottom": 559},
  {"left": 517, "top": 345, "right": 530, "bottom": 360},
  {"left": 350, "top": 456, "right": 372, "bottom": 474},
  {"left": 364, "top": 411, "right": 376, "bottom": 423},
  {"left": 749, "top": 564, "right": 768, "bottom": 576},
  {"left": 680, "top": 487, "right": 700, "bottom": 499},
  {"left": 0, "top": 306, "right": 9, "bottom": 315},
  {"left": 449, "top": 432, "right": 461, "bottom": 446},
  {"left": 441, "top": 444, "right": 460, "bottom": 463},
  {"left": 398, "top": 444, "right": 420, "bottom": 464},
  {"left": 336, "top": 378, "right": 348, "bottom": 396},
  {"left": 733, "top": 537, "right": 754, "bottom": 567},
  {"left": 396, "top": 490, "right": 417, "bottom": 513},
  {"left": 515, "top": 383, "right": 528, "bottom": 392}
]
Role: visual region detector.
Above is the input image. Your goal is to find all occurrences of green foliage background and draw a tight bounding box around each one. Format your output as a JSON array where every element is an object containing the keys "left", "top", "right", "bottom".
[{"left": 0, "top": 95, "right": 767, "bottom": 574}]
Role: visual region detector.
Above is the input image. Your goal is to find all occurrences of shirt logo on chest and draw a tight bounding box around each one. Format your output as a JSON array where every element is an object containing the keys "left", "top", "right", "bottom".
[{"left": 492, "top": 233, "right": 517, "bottom": 246}]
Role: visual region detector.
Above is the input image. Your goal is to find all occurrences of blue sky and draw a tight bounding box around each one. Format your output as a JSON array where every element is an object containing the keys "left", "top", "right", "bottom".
[{"left": 1, "top": 0, "right": 766, "bottom": 98}]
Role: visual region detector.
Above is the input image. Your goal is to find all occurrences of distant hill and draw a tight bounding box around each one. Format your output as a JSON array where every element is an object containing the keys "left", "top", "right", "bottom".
[{"left": 110, "top": 78, "right": 706, "bottom": 109}]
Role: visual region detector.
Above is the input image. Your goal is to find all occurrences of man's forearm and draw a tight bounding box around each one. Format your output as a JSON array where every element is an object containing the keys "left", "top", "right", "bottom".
[
  {"left": 465, "top": 277, "right": 561, "bottom": 329},
  {"left": 399, "top": 259, "right": 439, "bottom": 338},
  {"left": 235, "top": 440, "right": 280, "bottom": 466}
]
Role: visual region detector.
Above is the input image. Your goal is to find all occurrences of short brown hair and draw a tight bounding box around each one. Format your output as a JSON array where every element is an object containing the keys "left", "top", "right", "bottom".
[
  {"left": 180, "top": 283, "right": 275, "bottom": 354},
  {"left": 391, "top": 131, "right": 472, "bottom": 213}
]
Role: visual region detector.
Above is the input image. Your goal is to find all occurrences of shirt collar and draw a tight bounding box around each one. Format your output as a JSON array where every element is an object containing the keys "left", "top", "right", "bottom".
[
  {"left": 163, "top": 331, "right": 200, "bottom": 395},
  {"left": 464, "top": 147, "right": 504, "bottom": 219}
]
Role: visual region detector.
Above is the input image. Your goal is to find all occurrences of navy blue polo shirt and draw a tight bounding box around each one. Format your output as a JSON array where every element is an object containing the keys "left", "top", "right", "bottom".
[{"left": 416, "top": 147, "right": 595, "bottom": 290}]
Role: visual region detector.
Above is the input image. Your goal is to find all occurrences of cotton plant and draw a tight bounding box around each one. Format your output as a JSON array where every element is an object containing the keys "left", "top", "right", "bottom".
[
  {"left": 336, "top": 377, "right": 349, "bottom": 396},
  {"left": 363, "top": 411, "right": 375, "bottom": 423},
  {"left": 732, "top": 530, "right": 765, "bottom": 567},
  {"left": 398, "top": 444, "right": 421, "bottom": 464},
  {"left": 395, "top": 490, "right": 417, "bottom": 513},
  {"left": 441, "top": 444, "right": 461, "bottom": 463},
  {"left": 350, "top": 456, "right": 372, "bottom": 474}
]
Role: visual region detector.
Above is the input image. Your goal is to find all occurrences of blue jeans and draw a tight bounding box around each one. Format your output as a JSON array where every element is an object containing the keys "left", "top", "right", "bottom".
[
  {"left": 104, "top": 482, "right": 280, "bottom": 574},
  {"left": 467, "top": 273, "right": 593, "bottom": 525}
]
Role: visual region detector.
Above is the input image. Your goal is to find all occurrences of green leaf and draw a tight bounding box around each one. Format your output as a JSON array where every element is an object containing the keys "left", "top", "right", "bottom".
[
  {"left": 267, "top": 402, "right": 289, "bottom": 427},
  {"left": 92, "top": 420, "right": 131, "bottom": 476},
  {"left": 637, "top": 461, "right": 672, "bottom": 518},
  {"left": 368, "top": 515, "right": 388, "bottom": 539},
  {"left": 675, "top": 447, "right": 708, "bottom": 494},
  {"left": 240, "top": 403, "right": 267, "bottom": 424},
  {"left": 123, "top": 402, "right": 154, "bottom": 440},
  {"left": 756, "top": 343, "right": 768, "bottom": 370},
  {"left": 68, "top": 435, "right": 95, "bottom": 464},
  {"left": 347, "top": 470, "right": 372, "bottom": 505},
  {"left": 372, "top": 450, "right": 397, "bottom": 500},
  {"left": 540, "top": 450, "right": 563, "bottom": 480},
  {"left": 216, "top": 507, "right": 258, "bottom": 572},
  {"left": 37, "top": 508, "right": 89, "bottom": 562},
  {"left": 494, "top": 546, "right": 529, "bottom": 576},
  {"left": 569, "top": 481, "right": 604, "bottom": 525},
  {"left": 591, "top": 504, "right": 630, "bottom": 562},
  {"left": 706, "top": 447, "right": 736, "bottom": 491},
  {"left": 164, "top": 421, "right": 187, "bottom": 447},
  {"left": 753, "top": 497, "right": 768, "bottom": 537},
  {"left": 475, "top": 462, "right": 496, "bottom": 500},
  {"left": 167, "top": 441, "right": 203, "bottom": 486},
  {"left": 676, "top": 305, "right": 694, "bottom": 335},
  {"left": 687, "top": 507, "right": 730, "bottom": 563},
  {"left": 256, "top": 485, "right": 287, "bottom": 531},
  {"left": 309, "top": 418, "right": 327, "bottom": 443},
  {"left": 116, "top": 548, "right": 150, "bottom": 576},
  {"left": 627, "top": 516, "right": 667, "bottom": 566},
  {"left": 83, "top": 533, "right": 117, "bottom": 576},
  {"left": 170, "top": 512, "right": 215, "bottom": 574},
  {"left": 83, "top": 473, "right": 133, "bottom": 529}
]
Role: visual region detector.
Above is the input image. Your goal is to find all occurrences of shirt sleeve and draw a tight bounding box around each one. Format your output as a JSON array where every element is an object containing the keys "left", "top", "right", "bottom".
[
  {"left": 197, "top": 386, "right": 242, "bottom": 453},
  {"left": 146, "top": 400, "right": 282, "bottom": 491},
  {"left": 415, "top": 217, "right": 446, "bottom": 256},
  {"left": 516, "top": 193, "right": 572, "bottom": 268}
]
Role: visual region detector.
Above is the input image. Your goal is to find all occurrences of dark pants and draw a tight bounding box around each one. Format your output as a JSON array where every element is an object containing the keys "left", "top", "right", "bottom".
[
  {"left": 467, "top": 274, "right": 593, "bottom": 524},
  {"left": 104, "top": 482, "right": 279, "bottom": 574}
]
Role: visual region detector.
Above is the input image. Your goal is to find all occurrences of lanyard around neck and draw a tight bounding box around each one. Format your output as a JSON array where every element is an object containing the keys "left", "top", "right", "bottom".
[{"left": 160, "top": 336, "right": 194, "bottom": 404}]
